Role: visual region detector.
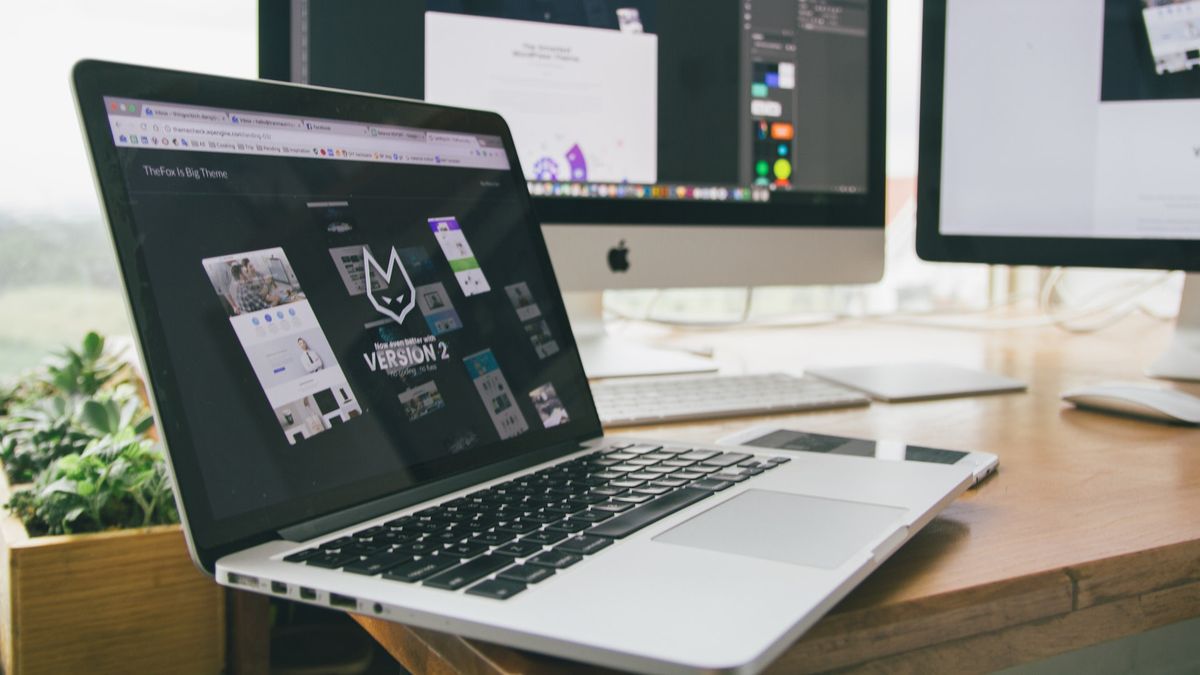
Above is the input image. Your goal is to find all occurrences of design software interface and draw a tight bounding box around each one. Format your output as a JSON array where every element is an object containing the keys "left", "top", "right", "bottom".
[
  {"left": 104, "top": 97, "right": 592, "bottom": 521},
  {"left": 289, "top": 0, "right": 871, "bottom": 205}
]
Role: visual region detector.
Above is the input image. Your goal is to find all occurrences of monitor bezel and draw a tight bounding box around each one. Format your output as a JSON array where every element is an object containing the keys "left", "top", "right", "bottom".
[
  {"left": 258, "top": 0, "right": 888, "bottom": 231},
  {"left": 72, "top": 60, "right": 604, "bottom": 572},
  {"left": 915, "top": 0, "right": 1200, "bottom": 272}
]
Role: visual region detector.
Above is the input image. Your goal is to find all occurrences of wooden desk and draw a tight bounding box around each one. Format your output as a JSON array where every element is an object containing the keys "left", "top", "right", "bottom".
[{"left": 354, "top": 315, "right": 1200, "bottom": 673}]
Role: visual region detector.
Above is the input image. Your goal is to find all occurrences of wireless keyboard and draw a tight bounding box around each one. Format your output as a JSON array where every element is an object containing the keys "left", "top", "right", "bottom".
[{"left": 591, "top": 372, "right": 870, "bottom": 427}]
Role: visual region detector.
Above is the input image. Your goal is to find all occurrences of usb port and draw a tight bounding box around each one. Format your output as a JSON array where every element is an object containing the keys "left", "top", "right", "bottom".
[
  {"left": 299, "top": 587, "right": 317, "bottom": 601},
  {"left": 270, "top": 581, "right": 288, "bottom": 595},
  {"left": 329, "top": 593, "right": 357, "bottom": 609}
]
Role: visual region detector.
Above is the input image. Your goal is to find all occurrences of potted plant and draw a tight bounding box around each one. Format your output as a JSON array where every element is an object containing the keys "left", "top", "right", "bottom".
[{"left": 0, "top": 332, "right": 225, "bottom": 675}]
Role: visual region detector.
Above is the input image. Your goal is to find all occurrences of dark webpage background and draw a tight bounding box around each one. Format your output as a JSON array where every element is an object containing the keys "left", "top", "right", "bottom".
[
  {"left": 302, "top": 1, "right": 867, "bottom": 188},
  {"left": 118, "top": 147, "right": 593, "bottom": 522}
]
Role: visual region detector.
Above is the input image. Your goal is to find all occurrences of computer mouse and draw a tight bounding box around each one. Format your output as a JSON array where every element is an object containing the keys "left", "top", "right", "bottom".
[{"left": 1061, "top": 383, "right": 1200, "bottom": 425}]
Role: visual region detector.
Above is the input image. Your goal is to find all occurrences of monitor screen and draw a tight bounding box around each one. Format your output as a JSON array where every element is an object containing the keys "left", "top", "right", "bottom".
[
  {"left": 936, "top": 0, "right": 1200, "bottom": 241},
  {"left": 262, "top": 0, "right": 884, "bottom": 227},
  {"left": 94, "top": 92, "right": 599, "bottom": 544}
]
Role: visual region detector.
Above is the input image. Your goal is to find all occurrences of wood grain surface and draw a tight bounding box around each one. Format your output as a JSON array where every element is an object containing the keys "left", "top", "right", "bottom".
[{"left": 355, "top": 314, "right": 1200, "bottom": 673}]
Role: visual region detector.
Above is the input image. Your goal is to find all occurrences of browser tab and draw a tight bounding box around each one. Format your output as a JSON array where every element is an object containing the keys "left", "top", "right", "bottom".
[
  {"left": 142, "top": 103, "right": 230, "bottom": 125},
  {"left": 426, "top": 132, "right": 480, "bottom": 147},
  {"left": 230, "top": 113, "right": 305, "bottom": 130},
  {"left": 301, "top": 119, "right": 370, "bottom": 136}
]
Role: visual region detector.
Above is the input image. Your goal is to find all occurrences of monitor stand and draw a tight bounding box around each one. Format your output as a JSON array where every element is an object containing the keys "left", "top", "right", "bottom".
[
  {"left": 1147, "top": 273, "right": 1200, "bottom": 382},
  {"left": 564, "top": 292, "right": 717, "bottom": 380}
]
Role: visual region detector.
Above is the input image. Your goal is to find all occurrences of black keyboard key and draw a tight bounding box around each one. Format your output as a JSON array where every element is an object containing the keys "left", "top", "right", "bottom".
[
  {"left": 632, "top": 486, "right": 671, "bottom": 496},
  {"left": 494, "top": 541, "right": 544, "bottom": 557},
  {"left": 609, "top": 479, "right": 646, "bottom": 488},
  {"left": 523, "top": 529, "right": 569, "bottom": 545},
  {"left": 663, "top": 459, "right": 696, "bottom": 467},
  {"left": 691, "top": 479, "right": 734, "bottom": 491},
  {"left": 767, "top": 456, "right": 791, "bottom": 464},
  {"left": 592, "top": 501, "right": 635, "bottom": 513},
  {"left": 673, "top": 471, "right": 704, "bottom": 481},
  {"left": 573, "top": 493, "right": 607, "bottom": 505},
  {"left": 701, "top": 452, "right": 753, "bottom": 468},
  {"left": 592, "top": 471, "right": 624, "bottom": 480},
  {"left": 589, "top": 487, "right": 712, "bottom": 539},
  {"left": 613, "top": 493, "right": 653, "bottom": 504},
  {"left": 401, "top": 540, "right": 441, "bottom": 556},
  {"left": 678, "top": 450, "right": 720, "bottom": 462},
  {"left": 523, "top": 510, "right": 563, "bottom": 524},
  {"left": 307, "top": 551, "right": 362, "bottom": 569},
  {"left": 589, "top": 486, "right": 626, "bottom": 497},
  {"left": 474, "top": 530, "right": 515, "bottom": 546},
  {"left": 643, "top": 466, "right": 676, "bottom": 475},
  {"left": 624, "top": 444, "right": 662, "bottom": 455},
  {"left": 447, "top": 541, "right": 489, "bottom": 558},
  {"left": 424, "top": 555, "right": 513, "bottom": 590},
  {"left": 544, "top": 518, "right": 591, "bottom": 534},
  {"left": 571, "top": 509, "right": 614, "bottom": 523},
  {"left": 628, "top": 458, "right": 659, "bottom": 466},
  {"left": 283, "top": 548, "right": 320, "bottom": 563},
  {"left": 686, "top": 465, "right": 719, "bottom": 475},
  {"left": 432, "top": 530, "right": 471, "bottom": 544},
  {"left": 498, "top": 564, "right": 555, "bottom": 584},
  {"left": 650, "top": 478, "right": 687, "bottom": 488},
  {"left": 383, "top": 554, "right": 457, "bottom": 583},
  {"left": 627, "top": 472, "right": 660, "bottom": 481},
  {"left": 466, "top": 579, "right": 527, "bottom": 600},
  {"left": 545, "top": 501, "right": 587, "bottom": 515},
  {"left": 345, "top": 551, "right": 414, "bottom": 576},
  {"left": 556, "top": 535, "right": 613, "bottom": 556},
  {"left": 609, "top": 464, "right": 643, "bottom": 473},
  {"left": 528, "top": 550, "right": 583, "bottom": 569},
  {"left": 495, "top": 518, "right": 540, "bottom": 534},
  {"left": 319, "top": 536, "right": 355, "bottom": 550},
  {"left": 708, "top": 472, "right": 749, "bottom": 483}
]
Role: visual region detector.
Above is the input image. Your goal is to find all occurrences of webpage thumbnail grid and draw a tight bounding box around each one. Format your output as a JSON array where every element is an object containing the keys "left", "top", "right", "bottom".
[{"left": 203, "top": 247, "right": 362, "bottom": 445}]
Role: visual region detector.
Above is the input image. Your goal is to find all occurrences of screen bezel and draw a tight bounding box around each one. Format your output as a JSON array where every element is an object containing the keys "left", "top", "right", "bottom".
[
  {"left": 915, "top": 0, "right": 1200, "bottom": 271},
  {"left": 72, "top": 60, "right": 604, "bottom": 572},
  {"left": 257, "top": 0, "right": 888, "bottom": 230}
]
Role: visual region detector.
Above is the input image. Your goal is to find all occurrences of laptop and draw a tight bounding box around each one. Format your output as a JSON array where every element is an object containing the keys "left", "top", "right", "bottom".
[{"left": 73, "top": 60, "right": 977, "bottom": 674}]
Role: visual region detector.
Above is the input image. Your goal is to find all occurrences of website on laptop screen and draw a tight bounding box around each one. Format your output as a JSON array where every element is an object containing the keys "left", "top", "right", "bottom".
[{"left": 102, "top": 97, "right": 596, "bottom": 523}]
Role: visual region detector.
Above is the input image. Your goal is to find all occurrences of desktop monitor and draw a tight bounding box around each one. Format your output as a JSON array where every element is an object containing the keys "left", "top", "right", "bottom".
[
  {"left": 916, "top": 0, "right": 1200, "bottom": 381},
  {"left": 259, "top": 0, "right": 886, "bottom": 376}
]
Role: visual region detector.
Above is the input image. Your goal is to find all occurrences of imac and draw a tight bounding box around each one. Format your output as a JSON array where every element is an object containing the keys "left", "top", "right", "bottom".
[
  {"left": 916, "top": 0, "right": 1200, "bottom": 380},
  {"left": 259, "top": 0, "right": 887, "bottom": 378}
]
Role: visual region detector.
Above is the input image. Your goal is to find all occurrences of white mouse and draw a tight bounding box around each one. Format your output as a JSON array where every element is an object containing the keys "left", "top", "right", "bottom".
[{"left": 1061, "top": 383, "right": 1200, "bottom": 425}]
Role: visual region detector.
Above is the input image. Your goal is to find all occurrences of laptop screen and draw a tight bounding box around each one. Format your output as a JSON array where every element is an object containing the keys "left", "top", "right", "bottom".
[{"left": 95, "top": 92, "right": 599, "bottom": 543}]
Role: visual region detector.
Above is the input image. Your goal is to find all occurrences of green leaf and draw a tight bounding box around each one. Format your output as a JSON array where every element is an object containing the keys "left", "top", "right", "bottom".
[
  {"left": 80, "top": 399, "right": 114, "bottom": 435},
  {"left": 82, "top": 332, "right": 104, "bottom": 361}
]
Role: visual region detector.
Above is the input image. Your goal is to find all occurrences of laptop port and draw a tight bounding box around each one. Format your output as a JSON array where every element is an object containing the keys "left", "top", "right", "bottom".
[
  {"left": 329, "top": 593, "right": 357, "bottom": 609},
  {"left": 270, "top": 581, "right": 288, "bottom": 595},
  {"left": 299, "top": 587, "right": 317, "bottom": 601},
  {"left": 226, "top": 572, "right": 260, "bottom": 588}
]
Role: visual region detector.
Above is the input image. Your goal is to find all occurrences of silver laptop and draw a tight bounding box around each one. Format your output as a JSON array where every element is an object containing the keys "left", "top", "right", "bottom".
[{"left": 73, "top": 60, "right": 977, "bottom": 674}]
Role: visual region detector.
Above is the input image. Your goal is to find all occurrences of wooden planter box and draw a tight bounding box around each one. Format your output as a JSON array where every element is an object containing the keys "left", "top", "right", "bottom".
[{"left": 0, "top": 469, "right": 225, "bottom": 675}]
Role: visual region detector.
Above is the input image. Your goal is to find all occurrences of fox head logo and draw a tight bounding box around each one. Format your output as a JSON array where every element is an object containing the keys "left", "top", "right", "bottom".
[{"left": 363, "top": 246, "right": 417, "bottom": 326}]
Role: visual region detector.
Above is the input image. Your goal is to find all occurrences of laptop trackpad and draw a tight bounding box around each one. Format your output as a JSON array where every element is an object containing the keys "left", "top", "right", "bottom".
[{"left": 653, "top": 489, "right": 907, "bottom": 569}]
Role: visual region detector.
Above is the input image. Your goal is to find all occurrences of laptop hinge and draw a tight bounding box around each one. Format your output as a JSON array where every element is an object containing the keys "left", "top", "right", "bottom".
[{"left": 276, "top": 439, "right": 591, "bottom": 543}]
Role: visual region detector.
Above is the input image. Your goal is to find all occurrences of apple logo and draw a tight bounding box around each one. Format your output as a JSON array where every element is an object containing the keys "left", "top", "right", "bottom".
[{"left": 607, "top": 240, "right": 630, "bottom": 273}]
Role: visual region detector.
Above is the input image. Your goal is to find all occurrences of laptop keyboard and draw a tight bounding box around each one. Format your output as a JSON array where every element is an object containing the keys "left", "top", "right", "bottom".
[{"left": 281, "top": 443, "right": 789, "bottom": 600}]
